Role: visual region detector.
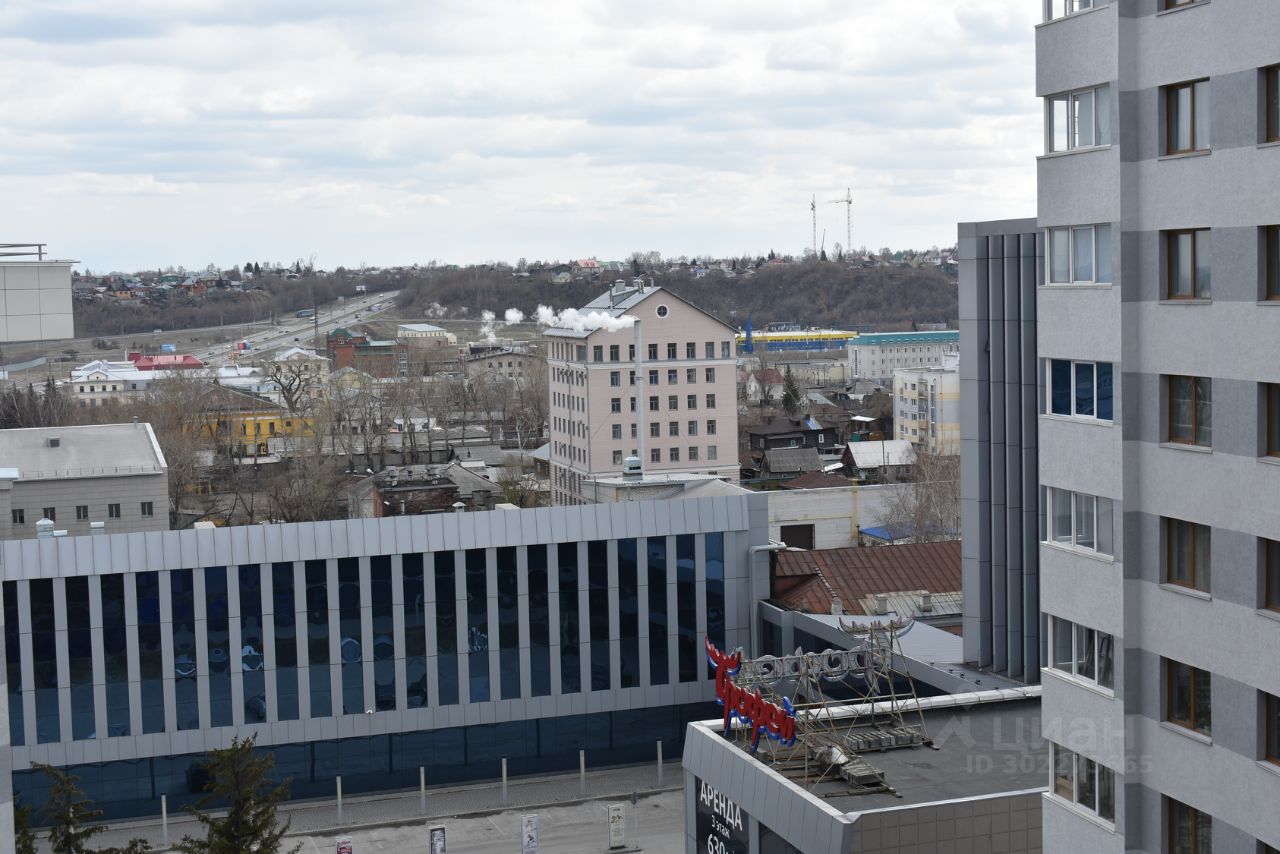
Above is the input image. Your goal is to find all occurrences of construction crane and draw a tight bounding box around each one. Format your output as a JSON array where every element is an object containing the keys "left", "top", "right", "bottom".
[
  {"left": 829, "top": 188, "right": 853, "bottom": 259},
  {"left": 810, "top": 195, "right": 818, "bottom": 258}
]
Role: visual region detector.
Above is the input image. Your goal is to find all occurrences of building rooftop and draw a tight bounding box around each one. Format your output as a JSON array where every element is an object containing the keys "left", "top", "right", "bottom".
[
  {"left": 848, "top": 331, "right": 959, "bottom": 346},
  {"left": 398, "top": 323, "right": 447, "bottom": 333},
  {"left": 0, "top": 423, "right": 167, "bottom": 480},
  {"left": 544, "top": 284, "right": 733, "bottom": 340},
  {"left": 773, "top": 541, "right": 961, "bottom": 616},
  {"left": 844, "top": 439, "right": 914, "bottom": 469}
]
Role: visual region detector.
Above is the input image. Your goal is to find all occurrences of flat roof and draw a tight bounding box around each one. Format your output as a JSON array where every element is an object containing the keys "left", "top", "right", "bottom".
[
  {"left": 0, "top": 423, "right": 167, "bottom": 480},
  {"left": 693, "top": 694, "right": 1045, "bottom": 815}
]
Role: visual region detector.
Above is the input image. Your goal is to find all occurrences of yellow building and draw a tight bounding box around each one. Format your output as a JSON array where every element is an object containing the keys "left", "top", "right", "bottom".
[{"left": 189, "top": 385, "right": 314, "bottom": 456}]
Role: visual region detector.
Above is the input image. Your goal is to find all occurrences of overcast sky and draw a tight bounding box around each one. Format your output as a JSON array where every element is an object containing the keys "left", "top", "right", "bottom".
[{"left": 0, "top": 0, "right": 1039, "bottom": 272}]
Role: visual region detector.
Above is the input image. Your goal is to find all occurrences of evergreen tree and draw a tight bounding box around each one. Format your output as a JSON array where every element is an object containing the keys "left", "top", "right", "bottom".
[
  {"left": 36, "top": 763, "right": 152, "bottom": 854},
  {"left": 14, "top": 802, "right": 37, "bottom": 854},
  {"left": 782, "top": 366, "right": 804, "bottom": 416},
  {"left": 177, "top": 735, "right": 300, "bottom": 854},
  {"left": 253, "top": 262, "right": 261, "bottom": 276}
]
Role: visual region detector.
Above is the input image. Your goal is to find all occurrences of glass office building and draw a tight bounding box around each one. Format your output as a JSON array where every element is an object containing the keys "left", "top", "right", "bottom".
[{"left": 0, "top": 494, "right": 767, "bottom": 820}]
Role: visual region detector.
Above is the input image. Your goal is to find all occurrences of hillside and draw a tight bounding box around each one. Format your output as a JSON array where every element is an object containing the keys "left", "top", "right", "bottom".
[{"left": 394, "top": 263, "right": 956, "bottom": 331}]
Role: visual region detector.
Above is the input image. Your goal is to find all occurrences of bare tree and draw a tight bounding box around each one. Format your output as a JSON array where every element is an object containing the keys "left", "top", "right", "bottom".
[
  {"left": 263, "top": 445, "right": 346, "bottom": 522},
  {"left": 879, "top": 445, "right": 960, "bottom": 543}
]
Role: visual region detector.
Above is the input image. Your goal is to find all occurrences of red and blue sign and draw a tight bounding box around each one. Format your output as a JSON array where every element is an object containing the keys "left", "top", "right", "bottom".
[{"left": 705, "top": 637, "right": 796, "bottom": 753}]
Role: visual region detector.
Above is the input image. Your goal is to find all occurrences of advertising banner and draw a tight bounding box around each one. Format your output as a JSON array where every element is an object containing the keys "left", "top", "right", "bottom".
[
  {"left": 521, "top": 814, "right": 539, "bottom": 854},
  {"left": 695, "top": 778, "right": 749, "bottom": 854}
]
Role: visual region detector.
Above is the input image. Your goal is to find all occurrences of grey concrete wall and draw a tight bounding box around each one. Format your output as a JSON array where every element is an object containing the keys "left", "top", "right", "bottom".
[
  {"left": 0, "top": 474, "right": 170, "bottom": 539},
  {"left": 959, "top": 219, "right": 1041, "bottom": 683}
]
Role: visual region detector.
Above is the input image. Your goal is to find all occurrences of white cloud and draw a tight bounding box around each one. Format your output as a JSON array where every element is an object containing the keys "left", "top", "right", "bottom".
[{"left": 0, "top": 0, "right": 1040, "bottom": 269}]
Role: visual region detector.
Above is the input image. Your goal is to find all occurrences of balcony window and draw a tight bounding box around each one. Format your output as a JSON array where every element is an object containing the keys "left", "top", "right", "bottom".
[
  {"left": 1165, "top": 229, "right": 1211, "bottom": 299},
  {"left": 1047, "top": 225, "right": 1111, "bottom": 284},
  {"left": 1166, "top": 518, "right": 1210, "bottom": 592},
  {"left": 1167, "top": 376, "right": 1211, "bottom": 445},
  {"left": 1048, "top": 616, "right": 1114, "bottom": 689},
  {"left": 1165, "top": 659, "right": 1211, "bottom": 735},
  {"left": 1042, "top": 487, "right": 1114, "bottom": 556},
  {"left": 1263, "top": 539, "right": 1280, "bottom": 612},
  {"left": 1046, "top": 359, "right": 1113, "bottom": 420},
  {"left": 1045, "top": 0, "right": 1093, "bottom": 21},
  {"left": 1047, "top": 85, "right": 1111, "bottom": 153},
  {"left": 1165, "top": 80, "right": 1210, "bottom": 154},
  {"left": 1265, "top": 226, "right": 1279, "bottom": 300},
  {"left": 1166, "top": 797, "right": 1212, "bottom": 854},
  {"left": 1265, "top": 384, "right": 1280, "bottom": 456},
  {"left": 1050, "top": 743, "right": 1115, "bottom": 822},
  {"left": 1266, "top": 66, "right": 1280, "bottom": 143}
]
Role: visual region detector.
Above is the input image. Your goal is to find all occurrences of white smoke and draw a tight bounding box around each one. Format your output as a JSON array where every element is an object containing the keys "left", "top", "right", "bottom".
[
  {"left": 532, "top": 305, "right": 636, "bottom": 332},
  {"left": 503, "top": 308, "right": 525, "bottom": 324},
  {"left": 480, "top": 308, "right": 529, "bottom": 343}
]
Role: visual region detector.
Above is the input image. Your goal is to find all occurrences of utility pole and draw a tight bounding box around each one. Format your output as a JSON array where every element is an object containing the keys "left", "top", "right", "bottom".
[{"left": 810, "top": 195, "right": 818, "bottom": 258}]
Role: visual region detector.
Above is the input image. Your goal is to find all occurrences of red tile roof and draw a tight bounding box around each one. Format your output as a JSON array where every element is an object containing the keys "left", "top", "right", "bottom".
[
  {"left": 773, "top": 541, "right": 961, "bottom": 615},
  {"left": 779, "top": 472, "right": 850, "bottom": 490}
]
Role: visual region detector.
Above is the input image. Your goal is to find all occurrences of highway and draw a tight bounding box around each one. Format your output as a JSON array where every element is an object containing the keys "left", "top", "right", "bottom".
[{"left": 201, "top": 291, "right": 399, "bottom": 366}]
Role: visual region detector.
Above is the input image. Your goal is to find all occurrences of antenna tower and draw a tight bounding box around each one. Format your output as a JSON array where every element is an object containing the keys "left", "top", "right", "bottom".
[{"left": 810, "top": 195, "right": 818, "bottom": 258}]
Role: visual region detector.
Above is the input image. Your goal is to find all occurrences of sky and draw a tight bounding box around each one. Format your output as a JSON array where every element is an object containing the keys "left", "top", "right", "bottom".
[{"left": 0, "top": 0, "right": 1041, "bottom": 272}]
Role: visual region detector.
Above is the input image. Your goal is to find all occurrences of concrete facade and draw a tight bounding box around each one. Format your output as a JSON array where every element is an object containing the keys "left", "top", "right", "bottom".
[
  {"left": 893, "top": 356, "right": 961, "bottom": 455},
  {"left": 1035, "top": 2, "right": 1280, "bottom": 851},
  {"left": 846, "top": 332, "right": 960, "bottom": 386},
  {"left": 766, "top": 483, "right": 913, "bottom": 551},
  {"left": 545, "top": 283, "right": 739, "bottom": 504},
  {"left": 0, "top": 260, "right": 74, "bottom": 343},
  {"left": 958, "top": 219, "right": 1042, "bottom": 686}
]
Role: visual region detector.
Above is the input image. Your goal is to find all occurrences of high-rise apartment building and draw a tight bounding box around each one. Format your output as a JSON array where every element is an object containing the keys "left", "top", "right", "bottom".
[
  {"left": 1032, "top": 3, "right": 1280, "bottom": 851},
  {"left": 545, "top": 282, "right": 739, "bottom": 505},
  {"left": 893, "top": 353, "right": 961, "bottom": 455}
]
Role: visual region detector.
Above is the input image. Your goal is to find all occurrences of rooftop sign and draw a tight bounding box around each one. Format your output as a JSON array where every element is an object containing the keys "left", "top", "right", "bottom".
[{"left": 705, "top": 637, "right": 796, "bottom": 753}]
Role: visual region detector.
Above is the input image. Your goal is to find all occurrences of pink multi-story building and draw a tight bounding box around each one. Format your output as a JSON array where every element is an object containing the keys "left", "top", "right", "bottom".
[{"left": 545, "top": 281, "right": 739, "bottom": 505}]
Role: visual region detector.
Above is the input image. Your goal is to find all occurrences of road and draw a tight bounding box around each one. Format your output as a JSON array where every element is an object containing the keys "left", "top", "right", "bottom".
[{"left": 201, "top": 291, "right": 399, "bottom": 366}]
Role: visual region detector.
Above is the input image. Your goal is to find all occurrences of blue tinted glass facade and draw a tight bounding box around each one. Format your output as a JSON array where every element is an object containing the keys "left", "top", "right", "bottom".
[
  {"left": 618, "top": 539, "right": 640, "bottom": 688},
  {"left": 676, "top": 534, "right": 697, "bottom": 683},
  {"left": 402, "top": 554, "right": 427, "bottom": 708},
  {"left": 170, "top": 569, "right": 198, "bottom": 731},
  {"left": 434, "top": 552, "right": 459, "bottom": 706},
  {"left": 526, "top": 546, "right": 550, "bottom": 697},
  {"left": 647, "top": 537, "right": 669, "bottom": 686},
  {"left": 66, "top": 577, "right": 94, "bottom": 740},
  {"left": 305, "top": 560, "right": 331, "bottom": 718},
  {"left": 338, "top": 558, "right": 364, "bottom": 715},
  {"left": 370, "top": 556, "right": 395, "bottom": 712},
  {"left": 496, "top": 547, "right": 520, "bottom": 700},
  {"left": 101, "top": 574, "right": 129, "bottom": 737},
  {"left": 205, "top": 567, "right": 232, "bottom": 728},
  {"left": 465, "top": 549, "right": 490, "bottom": 703},
  {"left": 31, "top": 579, "right": 59, "bottom": 743},
  {"left": 4, "top": 581, "right": 24, "bottom": 745},
  {"left": 271, "top": 563, "right": 299, "bottom": 721},
  {"left": 587, "top": 541, "right": 610, "bottom": 691},
  {"left": 135, "top": 572, "right": 164, "bottom": 734},
  {"left": 558, "top": 543, "right": 580, "bottom": 694},
  {"left": 239, "top": 566, "right": 266, "bottom": 724},
  {"left": 705, "top": 532, "right": 725, "bottom": 675}
]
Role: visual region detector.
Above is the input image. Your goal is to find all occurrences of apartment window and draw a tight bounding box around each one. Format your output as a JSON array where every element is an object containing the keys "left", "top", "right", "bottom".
[
  {"left": 108, "top": 504, "right": 120, "bottom": 519},
  {"left": 1165, "top": 79, "right": 1210, "bottom": 154},
  {"left": 686, "top": 343, "right": 696, "bottom": 359},
  {"left": 1050, "top": 743, "right": 1115, "bottom": 822},
  {"left": 648, "top": 344, "right": 658, "bottom": 360},
  {"left": 706, "top": 394, "right": 716, "bottom": 409},
  {"left": 628, "top": 344, "right": 635, "bottom": 360},
  {"left": 611, "top": 424, "right": 622, "bottom": 440},
  {"left": 649, "top": 369, "right": 659, "bottom": 386},
  {"left": 1265, "top": 539, "right": 1280, "bottom": 612},
  {"left": 689, "top": 447, "right": 699, "bottom": 461},
  {"left": 686, "top": 368, "right": 696, "bottom": 384},
  {"left": 721, "top": 341, "right": 731, "bottom": 358},
  {"left": 1047, "top": 85, "right": 1110, "bottom": 152},
  {"left": 1047, "top": 225, "right": 1112, "bottom": 284},
  {"left": 1165, "top": 659, "right": 1211, "bottom": 735},
  {"left": 1165, "top": 518, "right": 1211, "bottom": 592},
  {"left": 610, "top": 371, "right": 620, "bottom": 387},
  {"left": 687, "top": 395, "right": 697, "bottom": 410},
  {"left": 1048, "top": 617, "right": 1114, "bottom": 689},
  {"left": 629, "top": 370, "right": 636, "bottom": 386},
  {"left": 1264, "top": 691, "right": 1280, "bottom": 765},
  {"left": 668, "top": 422, "right": 679, "bottom": 437},
  {"left": 650, "top": 449, "right": 660, "bottom": 463},
  {"left": 1042, "top": 487, "right": 1114, "bottom": 556},
  {"left": 707, "top": 420, "right": 717, "bottom": 435},
  {"left": 649, "top": 423, "right": 659, "bottom": 438},
  {"left": 705, "top": 342, "right": 715, "bottom": 359},
  {"left": 140, "top": 502, "right": 154, "bottom": 518},
  {"left": 1046, "top": 359, "right": 1113, "bottom": 420},
  {"left": 1045, "top": 0, "right": 1093, "bottom": 21},
  {"left": 10, "top": 509, "right": 23, "bottom": 525},
  {"left": 1266, "top": 65, "right": 1280, "bottom": 142},
  {"left": 630, "top": 424, "right": 637, "bottom": 439},
  {"left": 609, "top": 345, "right": 619, "bottom": 362},
  {"left": 1165, "top": 229, "right": 1211, "bottom": 299},
  {"left": 705, "top": 367, "right": 716, "bottom": 383},
  {"left": 42, "top": 507, "right": 55, "bottom": 522},
  {"left": 75, "top": 505, "right": 89, "bottom": 521},
  {"left": 1167, "top": 376, "right": 1212, "bottom": 445},
  {"left": 593, "top": 345, "right": 603, "bottom": 363},
  {"left": 707, "top": 445, "right": 718, "bottom": 461},
  {"left": 1167, "top": 797, "right": 1212, "bottom": 854},
  {"left": 669, "top": 448, "right": 680, "bottom": 462},
  {"left": 666, "top": 343, "right": 677, "bottom": 360},
  {"left": 610, "top": 398, "right": 621, "bottom": 413},
  {"left": 668, "top": 395, "right": 678, "bottom": 410},
  {"left": 1265, "top": 226, "right": 1279, "bottom": 300},
  {"left": 667, "top": 369, "right": 678, "bottom": 385},
  {"left": 612, "top": 451, "right": 623, "bottom": 465},
  {"left": 688, "top": 420, "right": 698, "bottom": 436},
  {"left": 649, "top": 396, "right": 659, "bottom": 412}
]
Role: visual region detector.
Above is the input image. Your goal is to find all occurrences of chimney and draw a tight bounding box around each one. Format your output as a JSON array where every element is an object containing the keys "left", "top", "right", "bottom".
[
  {"left": 36, "top": 518, "right": 55, "bottom": 539},
  {"left": 452, "top": 501, "right": 466, "bottom": 514},
  {"left": 830, "top": 597, "right": 842, "bottom": 616},
  {"left": 920, "top": 591, "right": 933, "bottom": 612},
  {"left": 873, "top": 593, "right": 889, "bottom": 616}
]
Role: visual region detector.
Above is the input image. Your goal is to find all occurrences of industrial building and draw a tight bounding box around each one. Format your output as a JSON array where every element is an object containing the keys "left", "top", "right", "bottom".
[{"left": 0, "top": 244, "right": 74, "bottom": 342}]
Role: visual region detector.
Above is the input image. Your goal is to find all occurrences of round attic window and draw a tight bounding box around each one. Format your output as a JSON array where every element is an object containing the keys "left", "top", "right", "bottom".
[{"left": 655, "top": 305, "right": 669, "bottom": 318}]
